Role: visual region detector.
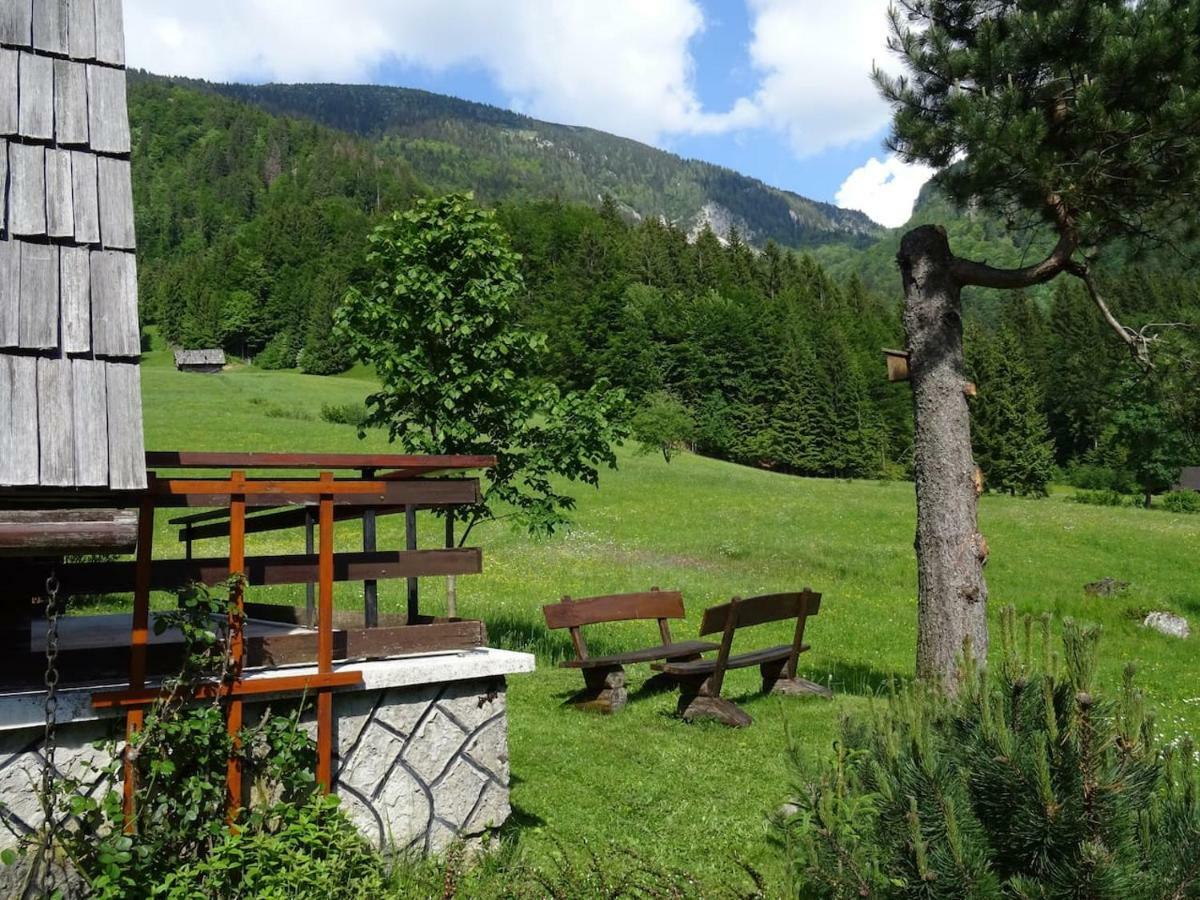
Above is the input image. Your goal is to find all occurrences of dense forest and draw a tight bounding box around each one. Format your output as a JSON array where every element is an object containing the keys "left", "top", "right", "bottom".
[{"left": 128, "top": 77, "right": 1199, "bottom": 496}]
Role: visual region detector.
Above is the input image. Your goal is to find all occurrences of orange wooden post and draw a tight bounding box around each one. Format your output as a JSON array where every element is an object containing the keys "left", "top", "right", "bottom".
[
  {"left": 123, "top": 477, "right": 156, "bottom": 831},
  {"left": 316, "top": 472, "right": 335, "bottom": 792},
  {"left": 225, "top": 471, "right": 247, "bottom": 824}
]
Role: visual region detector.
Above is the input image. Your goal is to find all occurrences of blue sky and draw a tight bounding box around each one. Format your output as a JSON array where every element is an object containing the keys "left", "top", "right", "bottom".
[{"left": 124, "top": 1, "right": 934, "bottom": 226}]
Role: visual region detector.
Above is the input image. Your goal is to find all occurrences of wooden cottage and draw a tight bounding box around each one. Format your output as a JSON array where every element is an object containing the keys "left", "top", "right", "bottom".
[
  {"left": 0, "top": 0, "right": 145, "bottom": 513},
  {"left": 0, "top": 5, "right": 532, "bottom": 872},
  {"left": 173, "top": 348, "right": 226, "bottom": 373},
  {"left": 1176, "top": 467, "right": 1200, "bottom": 493}
]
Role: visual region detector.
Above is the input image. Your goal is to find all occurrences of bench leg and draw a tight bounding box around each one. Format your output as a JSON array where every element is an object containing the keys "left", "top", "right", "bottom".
[
  {"left": 760, "top": 660, "right": 833, "bottom": 699},
  {"left": 676, "top": 675, "right": 752, "bottom": 728},
  {"left": 569, "top": 665, "right": 628, "bottom": 714}
]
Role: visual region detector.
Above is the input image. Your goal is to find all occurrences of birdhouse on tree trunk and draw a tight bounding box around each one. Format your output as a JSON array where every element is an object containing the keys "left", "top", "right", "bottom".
[{"left": 883, "top": 348, "right": 911, "bottom": 383}]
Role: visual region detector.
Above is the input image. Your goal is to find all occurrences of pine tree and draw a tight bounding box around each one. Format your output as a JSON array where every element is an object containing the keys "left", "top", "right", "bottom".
[
  {"left": 823, "top": 331, "right": 887, "bottom": 479},
  {"left": 784, "top": 610, "right": 1200, "bottom": 898},
  {"left": 968, "top": 328, "right": 1056, "bottom": 497},
  {"left": 1048, "top": 281, "right": 1120, "bottom": 464},
  {"left": 875, "top": 0, "right": 1200, "bottom": 684},
  {"left": 299, "top": 284, "right": 352, "bottom": 376},
  {"left": 771, "top": 330, "right": 830, "bottom": 476}
]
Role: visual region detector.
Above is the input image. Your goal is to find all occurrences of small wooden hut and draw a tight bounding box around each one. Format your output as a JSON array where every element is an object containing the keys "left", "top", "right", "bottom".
[
  {"left": 173, "top": 348, "right": 226, "bottom": 373},
  {"left": 1176, "top": 467, "right": 1200, "bottom": 493}
]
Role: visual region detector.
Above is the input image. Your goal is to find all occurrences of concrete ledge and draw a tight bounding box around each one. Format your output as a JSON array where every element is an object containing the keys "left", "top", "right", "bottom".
[{"left": 0, "top": 647, "right": 536, "bottom": 732}]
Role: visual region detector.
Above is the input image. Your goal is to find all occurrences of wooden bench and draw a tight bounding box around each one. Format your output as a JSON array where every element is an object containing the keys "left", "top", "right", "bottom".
[
  {"left": 542, "top": 589, "right": 718, "bottom": 713},
  {"left": 653, "top": 589, "right": 831, "bottom": 727}
]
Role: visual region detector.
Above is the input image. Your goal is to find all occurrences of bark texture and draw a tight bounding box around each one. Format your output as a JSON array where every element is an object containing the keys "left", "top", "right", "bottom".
[{"left": 898, "top": 225, "right": 988, "bottom": 686}]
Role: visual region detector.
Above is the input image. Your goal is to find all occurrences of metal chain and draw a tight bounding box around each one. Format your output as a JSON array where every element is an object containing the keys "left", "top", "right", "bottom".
[{"left": 40, "top": 572, "right": 61, "bottom": 899}]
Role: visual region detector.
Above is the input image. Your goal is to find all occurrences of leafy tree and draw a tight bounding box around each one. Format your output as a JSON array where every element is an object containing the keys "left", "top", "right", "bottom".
[
  {"left": 631, "top": 392, "right": 695, "bottom": 463},
  {"left": 336, "top": 193, "right": 629, "bottom": 542},
  {"left": 876, "top": 0, "right": 1200, "bottom": 684},
  {"left": 220, "top": 290, "right": 271, "bottom": 360},
  {"left": 968, "top": 328, "right": 1056, "bottom": 497}
]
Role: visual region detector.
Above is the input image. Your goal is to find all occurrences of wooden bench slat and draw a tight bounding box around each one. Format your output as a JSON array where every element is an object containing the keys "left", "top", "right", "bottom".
[
  {"left": 559, "top": 639, "right": 718, "bottom": 669},
  {"left": 655, "top": 644, "right": 811, "bottom": 677}
]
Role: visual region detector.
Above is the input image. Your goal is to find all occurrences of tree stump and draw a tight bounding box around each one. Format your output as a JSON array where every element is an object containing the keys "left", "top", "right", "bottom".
[
  {"left": 675, "top": 674, "right": 752, "bottom": 727},
  {"left": 569, "top": 665, "right": 627, "bottom": 714}
]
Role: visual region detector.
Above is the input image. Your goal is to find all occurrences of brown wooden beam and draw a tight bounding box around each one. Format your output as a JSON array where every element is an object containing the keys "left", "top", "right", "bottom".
[
  {"left": 0, "top": 508, "right": 139, "bottom": 556},
  {"left": 146, "top": 451, "right": 495, "bottom": 471},
  {"left": 93, "top": 670, "right": 365, "bottom": 710},
  {"left": 4, "top": 620, "right": 488, "bottom": 687},
  {"left": 174, "top": 481, "right": 479, "bottom": 542},
  {"left": 8, "top": 548, "right": 483, "bottom": 596},
  {"left": 151, "top": 477, "right": 480, "bottom": 510},
  {"left": 253, "top": 620, "right": 488, "bottom": 666}
]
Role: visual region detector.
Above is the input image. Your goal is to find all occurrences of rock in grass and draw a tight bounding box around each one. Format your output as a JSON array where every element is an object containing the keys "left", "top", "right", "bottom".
[
  {"left": 1085, "top": 578, "right": 1130, "bottom": 597},
  {"left": 1143, "top": 612, "right": 1190, "bottom": 639}
]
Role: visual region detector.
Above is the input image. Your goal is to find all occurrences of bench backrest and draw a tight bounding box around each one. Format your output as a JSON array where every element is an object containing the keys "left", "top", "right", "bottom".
[
  {"left": 698, "top": 590, "right": 821, "bottom": 637},
  {"left": 700, "top": 589, "right": 822, "bottom": 694},
  {"left": 543, "top": 589, "right": 685, "bottom": 662},
  {"left": 543, "top": 589, "right": 685, "bottom": 629}
]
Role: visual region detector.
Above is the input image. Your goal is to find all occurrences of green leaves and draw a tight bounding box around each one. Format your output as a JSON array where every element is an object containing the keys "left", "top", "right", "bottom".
[{"left": 337, "top": 193, "right": 629, "bottom": 539}]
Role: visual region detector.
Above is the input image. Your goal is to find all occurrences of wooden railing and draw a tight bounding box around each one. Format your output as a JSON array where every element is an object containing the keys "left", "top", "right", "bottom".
[{"left": 79, "top": 452, "right": 495, "bottom": 828}]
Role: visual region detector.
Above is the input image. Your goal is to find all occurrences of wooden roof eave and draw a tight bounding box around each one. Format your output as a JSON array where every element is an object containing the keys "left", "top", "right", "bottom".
[{"left": 0, "top": 508, "right": 139, "bottom": 556}]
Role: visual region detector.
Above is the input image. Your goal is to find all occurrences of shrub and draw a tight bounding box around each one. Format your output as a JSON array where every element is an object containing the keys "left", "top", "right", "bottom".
[
  {"left": 1070, "top": 489, "right": 1132, "bottom": 508},
  {"left": 320, "top": 402, "right": 371, "bottom": 429},
  {"left": 1066, "top": 464, "right": 1135, "bottom": 493},
  {"left": 255, "top": 329, "right": 301, "bottom": 370},
  {"left": 779, "top": 609, "right": 1200, "bottom": 898},
  {"left": 249, "top": 396, "right": 313, "bottom": 422},
  {"left": 1163, "top": 491, "right": 1200, "bottom": 515}
]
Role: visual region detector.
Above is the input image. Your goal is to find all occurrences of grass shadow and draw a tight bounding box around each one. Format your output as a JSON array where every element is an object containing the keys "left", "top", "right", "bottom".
[
  {"left": 627, "top": 672, "right": 678, "bottom": 701},
  {"left": 492, "top": 803, "right": 547, "bottom": 843},
  {"left": 800, "top": 659, "right": 900, "bottom": 697}
]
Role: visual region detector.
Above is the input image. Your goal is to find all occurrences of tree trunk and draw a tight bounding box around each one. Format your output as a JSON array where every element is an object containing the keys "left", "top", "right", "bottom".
[{"left": 898, "top": 226, "right": 989, "bottom": 687}]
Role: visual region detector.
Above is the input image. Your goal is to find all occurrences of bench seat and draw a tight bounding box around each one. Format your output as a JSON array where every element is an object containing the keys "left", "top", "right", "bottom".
[
  {"left": 561, "top": 639, "right": 718, "bottom": 669},
  {"left": 654, "top": 644, "right": 810, "bottom": 677}
]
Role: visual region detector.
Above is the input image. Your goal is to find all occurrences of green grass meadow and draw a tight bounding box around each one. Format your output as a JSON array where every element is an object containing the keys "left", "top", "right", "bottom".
[{"left": 134, "top": 351, "right": 1200, "bottom": 891}]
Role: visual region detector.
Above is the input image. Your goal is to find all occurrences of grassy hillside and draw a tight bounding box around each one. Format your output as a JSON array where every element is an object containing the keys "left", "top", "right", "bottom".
[
  {"left": 134, "top": 357, "right": 1200, "bottom": 890},
  {"left": 142, "top": 75, "right": 881, "bottom": 251}
]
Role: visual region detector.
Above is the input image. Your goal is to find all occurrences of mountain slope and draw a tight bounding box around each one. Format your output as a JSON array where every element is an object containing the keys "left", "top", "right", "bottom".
[{"left": 145, "top": 76, "right": 881, "bottom": 251}]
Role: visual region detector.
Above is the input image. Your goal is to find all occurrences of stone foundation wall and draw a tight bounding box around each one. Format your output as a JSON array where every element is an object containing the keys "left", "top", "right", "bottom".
[
  {"left": 329, "top": 676, "right": 511, "bottom": 853},
  {"left": 0, "top": 674, "right": 514, "bottom": 856}
]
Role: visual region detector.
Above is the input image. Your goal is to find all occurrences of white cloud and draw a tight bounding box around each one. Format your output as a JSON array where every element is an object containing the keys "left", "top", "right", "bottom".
[
  {"left": 835, "top": 154, "right": 935, "bottom": 228},
  {"left": 124, "top": 0, "right": 722, "bottom": 145},
  {"left": 124, "top": 1, "right": 901, "bottom": 155},
  {"left": 730, "top": 0, "right": 897, "bottom": 156},
  {"left": 124, "top": 1, "right": 925, "bottom": 217}
]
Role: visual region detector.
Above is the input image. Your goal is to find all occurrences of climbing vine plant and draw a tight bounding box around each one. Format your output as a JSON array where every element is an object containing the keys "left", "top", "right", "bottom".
[{"left": 4, "top": 581, "right": 391, "bottom": 900}]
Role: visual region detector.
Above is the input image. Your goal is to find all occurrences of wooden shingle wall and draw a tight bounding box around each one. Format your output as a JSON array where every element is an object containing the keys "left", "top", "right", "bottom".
[{"left": 0, "top": 0, "right": 144, "bottom": 491}]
